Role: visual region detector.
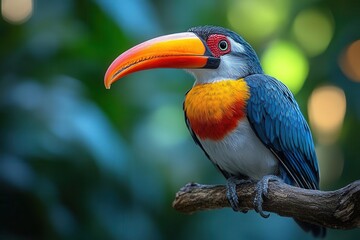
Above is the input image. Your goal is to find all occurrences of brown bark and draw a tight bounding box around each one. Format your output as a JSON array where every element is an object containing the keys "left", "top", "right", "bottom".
[{"left": 172, "top": 180, "right": 360, "bottom": 229}]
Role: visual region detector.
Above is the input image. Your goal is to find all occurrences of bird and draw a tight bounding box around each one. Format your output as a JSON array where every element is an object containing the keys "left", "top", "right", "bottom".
[{"left": 104, "top": 25, "right": 326, "bottom": 238}]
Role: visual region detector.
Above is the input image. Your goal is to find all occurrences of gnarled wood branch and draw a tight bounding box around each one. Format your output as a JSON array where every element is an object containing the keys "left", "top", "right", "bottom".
[{"left": 172, "top": 180, "right": 360, "bottom": 229}]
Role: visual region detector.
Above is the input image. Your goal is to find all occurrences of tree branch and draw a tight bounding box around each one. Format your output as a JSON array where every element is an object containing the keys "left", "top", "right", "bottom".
[{"left": 172, "top": 180, "right": 360, "bottom": 230}]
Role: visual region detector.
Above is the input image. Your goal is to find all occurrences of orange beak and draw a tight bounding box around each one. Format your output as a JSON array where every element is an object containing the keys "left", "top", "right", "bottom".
[{"left": 104, "top": 32, "right": 218, "bottom": 89}]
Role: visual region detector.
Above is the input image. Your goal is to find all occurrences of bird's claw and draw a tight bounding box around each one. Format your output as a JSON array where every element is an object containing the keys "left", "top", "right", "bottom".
[
  {"left": 226, "top": 177, "right": 252, "bottom": 212},
  {"left": 254, "top": 175, "right": 280, "bottom": 218}
]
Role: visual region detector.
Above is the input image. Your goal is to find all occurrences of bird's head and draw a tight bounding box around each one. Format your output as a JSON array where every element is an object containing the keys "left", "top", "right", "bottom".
[{"left": 104, "top": 26, "right": 263, "bottom": 88}]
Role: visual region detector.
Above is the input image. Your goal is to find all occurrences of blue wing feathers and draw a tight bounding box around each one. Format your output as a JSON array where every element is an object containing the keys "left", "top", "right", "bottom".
[{"left": 245, "top": 74, "right": 320, "bottom": 190}]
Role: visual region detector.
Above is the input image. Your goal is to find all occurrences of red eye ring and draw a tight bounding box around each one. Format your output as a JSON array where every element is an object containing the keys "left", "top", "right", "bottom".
[{"left": 206, "top": 34, "right": 231, "bottom": 57}]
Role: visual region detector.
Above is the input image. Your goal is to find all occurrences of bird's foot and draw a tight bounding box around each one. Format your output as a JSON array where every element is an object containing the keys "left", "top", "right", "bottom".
[
  {"left": 226, "top": 177, "right": 252, "bottom": 213},
  {"left": 254, "top": 175, "right": 281, "bottom": 218}
]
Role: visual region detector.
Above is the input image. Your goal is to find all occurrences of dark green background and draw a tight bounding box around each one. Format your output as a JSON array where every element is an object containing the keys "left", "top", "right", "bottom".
[{"left": 1, "top": 0, "right": 360, "bottom": 239}]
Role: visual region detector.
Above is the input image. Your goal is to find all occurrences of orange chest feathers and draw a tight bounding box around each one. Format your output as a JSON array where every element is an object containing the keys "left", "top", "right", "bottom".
[{"left": 184, "top": 79, "right": 250, "bottom": 141}]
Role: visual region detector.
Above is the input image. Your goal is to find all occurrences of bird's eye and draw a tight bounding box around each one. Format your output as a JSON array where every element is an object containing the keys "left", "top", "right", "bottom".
[
  {"left": 218, "top": 40, "right": 228, "bottom": 51},
  {"left": 206, "top": 34, "right": 231, "bottom": 57}
]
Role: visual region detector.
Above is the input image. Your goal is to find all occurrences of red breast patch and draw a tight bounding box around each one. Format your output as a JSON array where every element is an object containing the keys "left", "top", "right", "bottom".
[{"left": 184, "top": 79, "right": 250, "bottom": 141}]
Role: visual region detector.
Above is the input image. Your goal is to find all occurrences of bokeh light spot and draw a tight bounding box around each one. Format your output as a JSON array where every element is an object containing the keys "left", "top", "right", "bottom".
[
  {"left": 261, "top": 41, "right": 309, "bottom": 94},
  {"left": 293, "top": 8, "right": 334, "bottom": 57},
  {"left": 1, "top": 0, "right": 33, "bottom": 24},
  {"left": 308, "top": 86, "right": 346, "bottom": 145},
  {"left": 227, "top": 0, "right": 289, "bottom": 43},
  {"left": 340, "top": 39, "right": 360, "bottom": 82}
]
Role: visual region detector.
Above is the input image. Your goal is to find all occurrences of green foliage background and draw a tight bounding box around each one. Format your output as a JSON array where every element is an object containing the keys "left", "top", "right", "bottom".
[{"left": 1, "top": 0, "right": 360, "bottom": 239}]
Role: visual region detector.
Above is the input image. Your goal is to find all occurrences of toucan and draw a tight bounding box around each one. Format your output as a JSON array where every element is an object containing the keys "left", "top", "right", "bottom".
[{"left": 104, "top": 26, "right": 326, "bottom": 237}]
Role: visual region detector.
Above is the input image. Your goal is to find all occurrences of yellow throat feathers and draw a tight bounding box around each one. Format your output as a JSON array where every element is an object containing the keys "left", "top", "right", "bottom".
[{"left": 184, "top": 79, "right": 250, "bottom": 140}]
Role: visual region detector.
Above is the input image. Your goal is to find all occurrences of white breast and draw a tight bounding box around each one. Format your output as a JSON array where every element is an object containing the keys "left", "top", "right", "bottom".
[{"left": 199, "top": 119, "right": 278, "bottom": 180}]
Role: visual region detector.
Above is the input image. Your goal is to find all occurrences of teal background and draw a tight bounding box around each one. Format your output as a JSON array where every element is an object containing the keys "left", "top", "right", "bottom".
[{"left": 1, "top": 0, "right": 360, "bottom": 239}]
